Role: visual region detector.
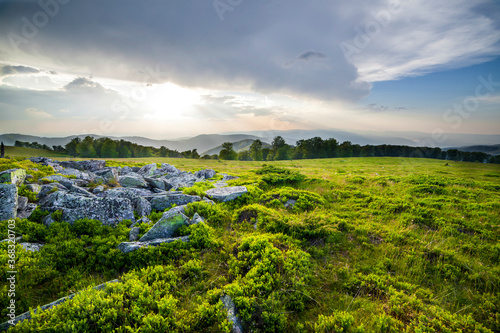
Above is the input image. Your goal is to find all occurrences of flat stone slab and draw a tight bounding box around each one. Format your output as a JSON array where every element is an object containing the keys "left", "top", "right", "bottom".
[
  {"left": 117, "top": 236, "right": 190, "bottom": 253},
  {"left": 205, "top": 186, "right": 247, "bottom": 202},
  {"left": 139, "top": 211, "right": 190, "bottom": 242}
]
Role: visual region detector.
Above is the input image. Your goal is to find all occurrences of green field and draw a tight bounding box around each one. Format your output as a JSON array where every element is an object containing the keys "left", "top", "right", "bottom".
[
  {"left": 3, "top": 146, "right": 68, "bottom": 159},
  {"left": 1, "top": 155, "right": 499, "bottom": 332}
]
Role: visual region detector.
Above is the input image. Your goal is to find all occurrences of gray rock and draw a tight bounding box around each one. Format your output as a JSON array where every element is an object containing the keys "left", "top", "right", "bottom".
[
  {"left": 220, "top": 295, "right": 244, "bottom": 333},
  {"left": 17, "top": 203, "right": 37, "bottom": 219},
  {"left": 0, "top": 168, "right": 27, "bottom": 186},
  {"left": 94, "top": 168, "right": 119, "bottom": 183},
  {"left": 202, "top": 197, "right": 216, "bottom": 205},
  {"left": 119, "top": 173, "right": 148, "bottom": 188},
  {"left": 17, "top": 196, "right": 28, "bottom": 211},
  {"left": 129, "top": 227, "right": 141, "bottom": 241},
  {"left": 160, "top": 163, "right": 180, "bottom": 175},
  {"left": 20, "top": 243, "right": 44, "bottom": 252},
  {"left": 104, "top": 187, "right": 154, "bottom": 198},
  {"left": 30, "top": 157, "right": 63, "bottom": 172},
  {"left": 144, "top": 176, "right": 167, "bottom": 190},
  {"left": 148, "top": 193, "right": 201, "bottom": 211},
  {"left": 25, "top": 184, "right": 41, "bottom": 194},
  {"left": 93, "top": 185, "right": 105, "bottom": 194},
  {"left": 190, "top": 213, "right": 204, "bottom": 225},
  {"left": 58, "top": 160, "right": 105, "bottom": 172},
  {"left": 42, "top": 174, "right": 68, "bottom": 183},
  {"left": 139, "top": 211, "right": 190, "bottom": 242},
  {"left": 221, "top": 174, "right": 239, "bottom": 181},
  {"left": 117, "top": 236, "right": 190, "bottom": 253},
  {"left": 42, "top": 214, "right": 55, "bottom": 226},
  {"left": 37, "top": 183, "right": 68, "bottom": 200},
  {"left": 194, "top": 169, "right": 216, "bottom": 179},
  {"left": 164, "top": 172, "right": 202, "bottom": 190},
  {"left": 39, "top": 192, "right": 135, "bottom": 225},
  {"left": 284, "top": 199, "right": 297, "bottom": 209},
  {"left": 138, "top": 163, "right": 157, "bottom": 177},
  {"left": 69, "top": 185, "right": 96, "bottom": 198},
  {"left": 119, "top": 166, "right": 133, "bottom": 175},
  {"left": 133, "top": 197, "right": 152, "bottom": 217},
  {"left": 0, "top": 184, "right": 18, "bottom": 220},
  {"left": 205, "top": 186, "right": 247, "bottom": 202},
  {"left": 59, "top": 168, "right": 95, "bottom": 181}
]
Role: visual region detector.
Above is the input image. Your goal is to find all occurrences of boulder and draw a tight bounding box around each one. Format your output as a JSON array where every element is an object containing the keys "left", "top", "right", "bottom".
[
  {"left": 139, "top": 211, "right": 190, "bottom": 242},
  {"left": 118, "top": 173, "right": 148, "bottom": 188},
  {"left": 39, "top": 192, "right": 135, "bottom": 225},
  {"left": 164, "top": 172, "right": 202, "bottom": 190},
  {"left": 144, "top": 176, "right": 173, "bottom": 191},
  {"left": 93, "top": 185, "right": 105, "bottom": 194},
  {"left": 194, "top": 169, "right": 216, "bottom": 179},
  {"left": 205, "top": 186, "right": 248, "bottom": 202},
  {"left": 119, "top": 166, "right": 133, "bottom": 175},
  {"left": 29, "top": 157, "right": 63, "bottom": 172},
  {"left": 159, "top": 163, "right": 180, "bottom": 175},
  {"left": 58, "top": 160, "right": 105, "bottom": 172},
  {"left": 117, "top": 236, "right": 190, "bottom": 253},
  {"left": 284, "top": 199, "right": 297, "bottom": 209},
  {"left": 220, "top": 295, "right": 244, "bottom": 333},
  {"left": 221, "top": 174, "right": 239, "bottom": 181},
  {"left": 37, "top": 183, "right": 68, "bottom": 200},
  {"left": 129, "top": 227, "right": 141, "bottom": 241},
  {"left": 42, "top": 174, "right": 68, "bottom": 183},
  {"left": 133, "top": 197, "right": 152, "bottom": 217},
  {"left": 0, "top": 184, "right": 18, "bottom": 220},
  {"left": 25, "top": 184, "right": 41, "bottom": 194},
  {"left": 137, "top": 163, "right": 157, "bottom": 177},
  {"left": 94, "top": 168, "right": 119, "bottom": 183},
  {"left": 59, "top": 168, "right": 95, "bottom": 181},
  {"left": 17, "top": 203, "right": 37, "bottom": 219},
  {"left": 104, "top": 187, "right": 154, "bottom": 199},
  {"left": 190, "top": 213, "right": 204, "bottom": 225},
  {"left": 148, "top": 193, "right": 201, "bottom": 211},
  {"left": 69, "top": 185, "right": 96, "bottom": 198},
  {"left": 20, "top": 243, "right": 44, "bottom": 252},
  {"left": 42, "top": 214, "right": 55, "bottom": 226},
  {"left": 17, "top": 196, "right": 28, "bottom": 211},
  {"left": 0, "top": 168, "right": 27, "bottom": 186}
]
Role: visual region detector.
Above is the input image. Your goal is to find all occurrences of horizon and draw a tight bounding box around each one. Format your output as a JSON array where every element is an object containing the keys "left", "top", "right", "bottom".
[{"left": 1, "top": 1, "right": 499, "bottom": 141}]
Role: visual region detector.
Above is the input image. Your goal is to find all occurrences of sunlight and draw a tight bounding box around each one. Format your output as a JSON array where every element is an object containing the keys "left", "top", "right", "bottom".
[{"left": 144, "top": 82, "right": 201, "bottom": 116}]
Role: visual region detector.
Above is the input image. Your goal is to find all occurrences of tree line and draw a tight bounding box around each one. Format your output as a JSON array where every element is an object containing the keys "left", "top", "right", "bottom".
[{"left": 12, "top": 136, "right": 500, "bottom": 164}]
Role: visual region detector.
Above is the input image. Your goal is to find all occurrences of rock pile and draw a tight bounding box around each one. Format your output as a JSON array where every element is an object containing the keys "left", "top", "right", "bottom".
[{"left": 1, "top": 157, "right": 247, "bottom": 253}]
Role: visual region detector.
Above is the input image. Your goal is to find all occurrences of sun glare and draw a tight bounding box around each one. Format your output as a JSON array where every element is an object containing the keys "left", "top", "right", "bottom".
[{"left": 145, "top": 83, "right": 201, "bottom": 116}]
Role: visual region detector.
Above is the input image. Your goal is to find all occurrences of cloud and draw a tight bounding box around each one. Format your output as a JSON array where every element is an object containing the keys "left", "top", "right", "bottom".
[
  {"left": 24, "top": 107, "right": 53, "bottom": 118},
  {"left": 298, "top": 51, "right": 328, "bottom": 61},
  {"left": 0, "top": 65, "right": 40, "bottom": 77},
  {"left": 364, "top": 103, "right": 409, "bottom": 112},
  {"left": 64, "top": 77, "right": 106, "bottom": 93}
]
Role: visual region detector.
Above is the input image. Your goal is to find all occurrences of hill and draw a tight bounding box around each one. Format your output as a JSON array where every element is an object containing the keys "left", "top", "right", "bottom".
[
  {"left": 3, "top": 145, "right": 68, "bottom": 158},
  {"left": 450, "top": 144, "right": 500, "bottom": 156},
  {"left": 201, "top": 139, "right": 271, "bottom": 156}
]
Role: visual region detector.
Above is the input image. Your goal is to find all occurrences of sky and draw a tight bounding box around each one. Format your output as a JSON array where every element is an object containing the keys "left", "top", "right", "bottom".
[{"left": 0, "top": 0, "right": 499, "bottom": 140}]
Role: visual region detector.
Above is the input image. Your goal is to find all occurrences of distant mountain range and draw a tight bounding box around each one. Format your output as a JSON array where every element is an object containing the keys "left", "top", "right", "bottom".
[
  {"left": 202, "top": 139, "right": 272, "bottom": 156},
  {"left": 0, "top": 130, "right": 498, "bottom": 155}
]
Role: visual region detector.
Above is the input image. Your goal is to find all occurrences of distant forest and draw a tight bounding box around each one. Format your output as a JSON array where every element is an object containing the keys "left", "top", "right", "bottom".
[{"left": 13, "top": 136, "right": 500, "bottom": 164}]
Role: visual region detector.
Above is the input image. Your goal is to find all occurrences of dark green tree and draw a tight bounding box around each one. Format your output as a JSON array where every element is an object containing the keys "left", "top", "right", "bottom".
[
  {"left": 65, "top": 138, "right": 81, "bottom": 157},
  {"left": 219, "top": 142, "right": 237, "bottom": 160},
  {"left": 250, "top": 139, "right": 263, "bottom": 161},
  {"left": 101, "top": 139, "right": 119, "bottom": 158},
  {"left": 0, "top": 141, "right": 4, "bottom": 158}
]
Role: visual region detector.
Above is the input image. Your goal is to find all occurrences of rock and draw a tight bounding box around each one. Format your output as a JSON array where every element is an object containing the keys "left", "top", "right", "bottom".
[
  {"left": 130, "top": 216, "right": 151, "bottom": 228},
  {"left": 41, "top": 174, "right": 68, "bottom": 183},
  {"left": 17, "top": 203, "right": 37, "bottom": 219},
  {"left": 94, "top": 168, "right": 119, "bottom": 183},
  {"left": 144, "top": 176, "right": 166, "bottom": 190},
  {"left": 131, "top": 166, "right": 141, "bottom": 172},
  {"left": 148, "top": 193, "right": 201, "bottom": 211},
  {"left": 138, "top": 163, "right": 157, "bottom": 177},
  {"left": 202, "top": 197, "right": 216, "bottom": 205},
  {"left": 164, "top": 172, "right": 202, "bottom": 190},
  {"left": 37, "top": 183, "right": 68, "bottom": 200},
  {"left": 93, "top": 185, "right": 105, "bottom": 194},
  {"left": 221, "top": 174, "right": 239, "bottom": 181},
  {"left": 119, "top": 166, "right": 133, "bottom": 175},
  {"left": 220, "top": 295, "right": 244, "bottom": 333},
  {"left": 59, "top": 168, "right": 95, "bottom": 181},
  {"left": 205, "top": 186, "right": 247, "bottom": 202},
  {"left": 133, "top": 197, "right": 152, "bottom": 217},
  {"left": 17, "top": 196, "right": 28, "bottom": 211},
  {"left": 117, "top": 236, "right": 190, "bottom": 253},
  {"left": 139, "top": 211, "right": 190, "bottom": 242},
  {"left": 284, "top": 199, "right": 297, "bottom": 209},
  {"left": 194, "top": 169, "right": 216, "bottom": 179},
  {"left": 69, "top": 185, "right": 96, "bottom": 198},
  {"left": 159, "top": 163, "right": 180, "bottom": 175},
  {"left": 39, "top": 192, "right": 135, "bottom": 225},
  {"left": 25, "top": 184, "right": 41, "bottom": 193},
  {"left": 20, "top": 243, "right": 44, "bottom": 252},
  {"left": 119, "top": 173, "right": 148, "bottom": 188},
  {"left": 58, "top": 160, "right": 106, "bottom": 172},
  {"left": 30, "top": 157, "right": 63, "bottom": 172},
  {"left": 0, "top": 184, "right": 18, "bottom": 220},
  {"left": 129, "top": 227, "right": 141, "bottom": 241},
  {"left": 42, "top": 214, "right": 55, "bottom": 226},
  {"left": 104, "top": 187, "right": 154, "bottom": 199},
  {"left": 0, "top": 168, "right": 27, "bottom": 186},
  {"left": 190, "top": 213, "right": 204, "bottom": 225}
]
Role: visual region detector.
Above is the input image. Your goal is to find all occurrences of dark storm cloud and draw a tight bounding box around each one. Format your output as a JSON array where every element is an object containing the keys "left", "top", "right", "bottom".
[{"left": 0, "top": 0, "right": 370, "bottom": 101}]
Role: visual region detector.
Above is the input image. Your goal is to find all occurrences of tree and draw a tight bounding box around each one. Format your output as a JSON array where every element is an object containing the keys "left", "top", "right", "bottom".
[
  {"left": 250, "top": 139, "right": 263, "bottom": 161},
  {"left": 219, "top": 142, "right": 237, "bottom": 160},
  {"left": 65, "top": 138, "right": 81, "bottom": 157},
  {"left": 78, "top": 136, "right": 97, "bottom": 158},
  {"left": 118, "top": 144, "right": 132, "bottom": 158},
  {"left": 0, "top": 141, "right": 4, "bottom": 158},
  {"left": 191, "top": 149, "right": 200, "bottom": 159},
  {"left": 238, "top": 150, "right": 251, "bottom": 161},
  {"left": 101, "top": 139, "right": 119, "bottom": 158},
  {"left": 270, "top": 136, "right": 290, "bottom": 160}
]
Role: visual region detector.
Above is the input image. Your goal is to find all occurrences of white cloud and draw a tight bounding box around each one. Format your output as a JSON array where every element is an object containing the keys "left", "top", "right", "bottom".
[{"left": 24, "top": 107, "right": 53, "bottom": 119}]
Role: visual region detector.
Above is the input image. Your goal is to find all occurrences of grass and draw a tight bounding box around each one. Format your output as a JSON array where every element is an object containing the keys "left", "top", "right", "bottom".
[
  {"left": 3, "top": 146, "right": 68, "bottom": 158},
  {"left": 0, "top": 155, "right": 499, "bottom": 332}
]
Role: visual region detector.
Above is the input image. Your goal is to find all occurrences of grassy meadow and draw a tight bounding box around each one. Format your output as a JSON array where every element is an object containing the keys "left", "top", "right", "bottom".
[{"left": 1, "top": 150, "right": 499, "bottom": 332}]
